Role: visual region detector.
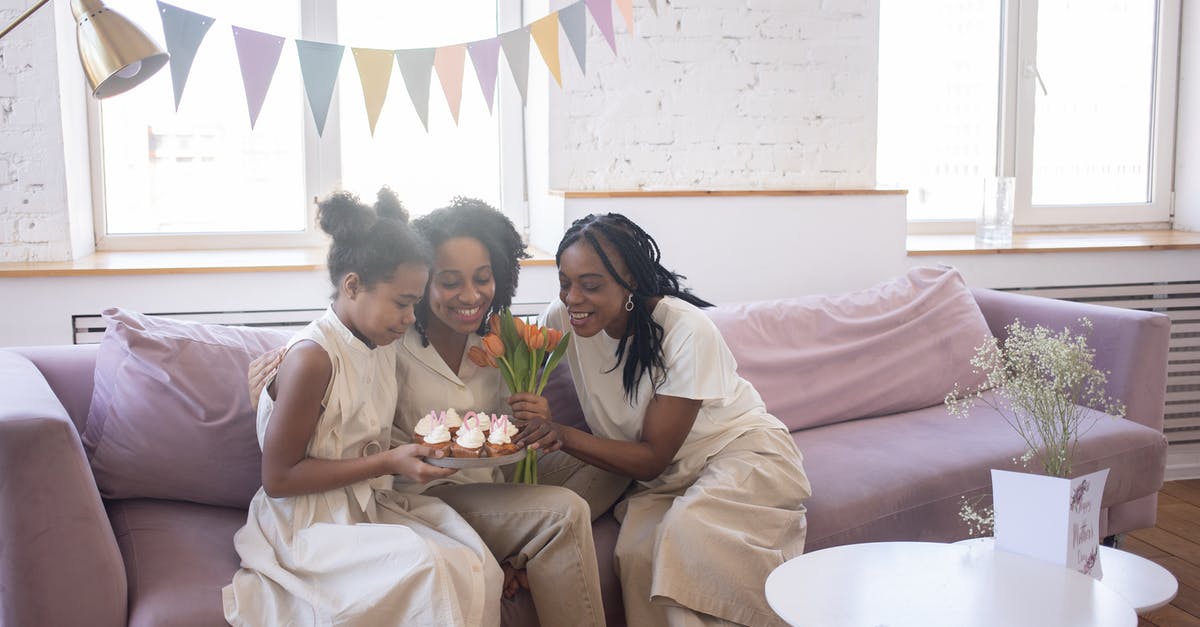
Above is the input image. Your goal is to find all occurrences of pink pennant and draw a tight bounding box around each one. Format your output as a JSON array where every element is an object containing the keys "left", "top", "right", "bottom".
[
  {"left": 468, "top": 38, "right": 502, "bottom": 113},
  {"left": 434, "top": 45, "right": 467, "bottom": 125},
  {"left": 231, "top": 26, "right": 285, "bottom": 129},
  {"left": 615, "top": 0, "right": 633, "bottom": 32},
  {"left": 586, "top": 0, "right": 617, "bottom": 54}
]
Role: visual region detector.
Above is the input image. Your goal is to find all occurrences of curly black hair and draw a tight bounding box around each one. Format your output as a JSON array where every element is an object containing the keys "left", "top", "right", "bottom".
[
  {"left": 411, "top": 197, "right": 529, "bottom": 344},
  {"left": 318, "top": 187, "right": 431, "bottom": 297},
  {"left": 556, "top": 213, "right": 712, "bottom": 402}
]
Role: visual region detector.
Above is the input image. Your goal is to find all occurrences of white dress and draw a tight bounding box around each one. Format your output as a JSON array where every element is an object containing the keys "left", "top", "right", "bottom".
[
  {"left": 222, "top": 309, "right": 499, "bottom": 627},
  {"left": 545, "top": 296, "right": 811, "bottom": 626}
]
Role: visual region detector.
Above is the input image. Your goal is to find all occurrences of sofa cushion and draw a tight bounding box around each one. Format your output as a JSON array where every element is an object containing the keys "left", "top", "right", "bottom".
[
  {"left": 705, "top": 265, "right": 992, "bottom": 431},
  {"left": 798, "top": 400, "right": 1168, "bottom": 551},
  {"left": 83, "top": 309, "right": 290, "bottom": 508}
]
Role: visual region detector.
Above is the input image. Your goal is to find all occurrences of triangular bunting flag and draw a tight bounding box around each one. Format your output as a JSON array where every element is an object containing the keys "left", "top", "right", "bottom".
[
  {"left": 434, "top": 45, "right": 466, "bottom": 126},
  {"left": 467, "top": 38, "right": 501, "bottom": 113},
  {"left": 615, "top": 0, "right": 633, "bottom": 32},
  {"left": 352, "top": 48, "right": 394, "bottom": 136},
  {"left": 499, "top": 29, "right": 530, "bottom": 106},
  {"left": 530, "top": 12, "right": 562, "bottom": 87},
  {"left": 157, "top": 1, "right": 213, "bottom": 111},
  {"left": 586, "top": 0, "right": 617, "bottom": 55},
  {"left": 649, "top": 0, "right": 658, "bottom": 15},
  {"left": 396, "top": 48, "right": 436, "bottom": 131},
  {"left": 231, "top": 26, "right": 285, "bottom": 129},
  {"left": 559, "top": 1, "right": 587, "bottom": 73},
  {"left": 295, "top": 40, "right": 344, "bottom": 137}
]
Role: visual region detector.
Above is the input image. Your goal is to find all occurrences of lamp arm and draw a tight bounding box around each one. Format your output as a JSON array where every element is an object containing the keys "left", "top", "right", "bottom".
[{"left": 0, "top": 0, "right": 52, "bottom": 40}]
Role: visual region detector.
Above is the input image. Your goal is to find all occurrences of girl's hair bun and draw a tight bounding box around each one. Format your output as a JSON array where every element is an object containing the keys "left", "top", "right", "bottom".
[
  {"left": 317, "top": 191, "right": 374, "bottom": 242},
  {"left": 374, "top": 186, "right": 409, "bottom": 223}
]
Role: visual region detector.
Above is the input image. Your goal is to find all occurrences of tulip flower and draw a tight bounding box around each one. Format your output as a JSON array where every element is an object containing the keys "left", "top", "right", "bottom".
[
  {"left": 466, "top": 307, "right": 572, "bottom": 485},
  {"left": 482, "top": 333, "right": 505, "bottom": 358}
]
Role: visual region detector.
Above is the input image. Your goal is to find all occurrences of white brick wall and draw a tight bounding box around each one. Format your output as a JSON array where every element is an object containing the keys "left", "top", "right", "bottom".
[
  {"left": 0, "top": 0, "right": 74, "bottom": 262},
  {"left": 552, "top": 0, "right": 880, "bottom": 191}
]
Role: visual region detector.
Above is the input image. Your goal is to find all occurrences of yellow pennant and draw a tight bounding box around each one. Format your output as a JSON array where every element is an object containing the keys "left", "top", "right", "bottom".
[
  {"left": 530, "top": 12, "right": 562, "bottom": 87},
  {"left": 352, "top": 47, "right": 395, "bottom": 136}
]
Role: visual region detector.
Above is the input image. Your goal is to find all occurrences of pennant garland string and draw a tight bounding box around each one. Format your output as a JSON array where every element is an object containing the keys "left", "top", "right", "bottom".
[{"left": 155, "top": 0, "right": 653, "bottom": 135}]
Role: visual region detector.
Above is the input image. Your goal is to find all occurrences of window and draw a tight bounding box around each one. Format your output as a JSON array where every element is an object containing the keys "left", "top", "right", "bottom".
[
  {"left": 91, "top": 0, "right": 524, "bottom": 250},
  {"left": 877, "top": 0, "right": 1179, "bottom": 229}
]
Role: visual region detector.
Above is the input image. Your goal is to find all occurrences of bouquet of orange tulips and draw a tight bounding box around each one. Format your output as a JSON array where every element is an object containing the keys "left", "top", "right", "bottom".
[{"left": 468, "top": 308, "right": 571, "bottom": 484}]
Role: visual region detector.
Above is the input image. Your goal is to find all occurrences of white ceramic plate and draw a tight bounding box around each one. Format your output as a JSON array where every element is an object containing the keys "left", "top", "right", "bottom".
[{"left": 423, "top": 448, "right": 527, "bottom": 468}]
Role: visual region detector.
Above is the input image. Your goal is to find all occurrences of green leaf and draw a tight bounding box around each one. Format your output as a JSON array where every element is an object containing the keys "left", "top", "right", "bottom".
[{"left": 535, "top": 332, "right": 572, "bottom": 395}]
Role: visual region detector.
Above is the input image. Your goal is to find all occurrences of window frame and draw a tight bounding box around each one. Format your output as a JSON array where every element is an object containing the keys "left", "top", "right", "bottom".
[
  {"left": 88, "top": 0, "right": 527, "bottom": 252},
  {"left": 905, "top": 0, "right": 1180, "bottom": 233}
]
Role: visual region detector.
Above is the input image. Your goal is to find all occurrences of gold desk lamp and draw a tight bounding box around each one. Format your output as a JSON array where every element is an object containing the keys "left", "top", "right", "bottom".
[{"left": 0, "top": 0, "right": 168, "bottom": 98}]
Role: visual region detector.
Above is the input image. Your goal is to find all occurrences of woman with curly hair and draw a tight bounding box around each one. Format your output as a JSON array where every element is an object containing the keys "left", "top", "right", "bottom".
[{"left": 251, "top": 193, "right": 625, "bottom": 626}]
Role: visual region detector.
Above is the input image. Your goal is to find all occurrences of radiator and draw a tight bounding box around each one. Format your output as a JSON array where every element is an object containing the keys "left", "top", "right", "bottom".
[
  {"left": 72, "top": 302, "right": 552, "bottom": 345},
  {"left": 1004, "top": 281, "right": 1200, "bottom": 481}
]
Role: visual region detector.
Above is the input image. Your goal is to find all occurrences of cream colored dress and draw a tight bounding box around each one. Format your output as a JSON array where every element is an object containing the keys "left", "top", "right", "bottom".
[
  {"left": 222, "top": 309, "right": 500, "bottom": 627},
  {"left": 545, "top": 297, "right": 812, "bottom": 627}
]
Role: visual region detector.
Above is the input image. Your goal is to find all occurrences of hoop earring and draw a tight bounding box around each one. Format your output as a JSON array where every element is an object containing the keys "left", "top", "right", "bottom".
[{"left": 625, "top": 293, "right": 635, "bottom": 312}]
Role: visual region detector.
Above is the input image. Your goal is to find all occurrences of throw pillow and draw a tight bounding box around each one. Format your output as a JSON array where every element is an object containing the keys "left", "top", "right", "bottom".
[
  {"left": 83, "top": 308, "right": 291, "bottom": 508},
  {"left": 705, "top": 265, "right": 993, "bottom": 431}
]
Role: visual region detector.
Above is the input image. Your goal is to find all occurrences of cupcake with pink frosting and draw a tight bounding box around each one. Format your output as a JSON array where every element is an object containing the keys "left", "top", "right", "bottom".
[{"left": 485, "top": 414, "right": 520, "bottom": 457}]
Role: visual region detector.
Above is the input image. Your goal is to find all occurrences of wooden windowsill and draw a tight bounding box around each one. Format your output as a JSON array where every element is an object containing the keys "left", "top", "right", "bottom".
[
  {"left": 0, "top": 247, "right": 556, "bottom": 278},
  {"left": 907, "top": 229, "right": 1200, "bottom": 256},
  {"left": 554, "top": 188, "right": 907, "bottom": 198}
]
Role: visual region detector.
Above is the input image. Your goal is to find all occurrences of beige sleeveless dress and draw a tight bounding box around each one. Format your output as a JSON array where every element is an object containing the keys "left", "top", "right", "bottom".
[{"left": 222, "top": 308, "right": 500, "bottom": 626}]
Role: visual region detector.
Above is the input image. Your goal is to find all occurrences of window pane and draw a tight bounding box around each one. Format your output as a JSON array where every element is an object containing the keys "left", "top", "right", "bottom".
[
  {"left": 877, "top": 1, "right": 1002, "bottom": 221},
  {"left": 337, "top": 2, "right": 501, "bottom": 215},
  {"left": 99, "top": 1, "right": 306, "bottom": 235},
  {"left": 1031, "top": 1, "right": 1156, "bottom": 206}
]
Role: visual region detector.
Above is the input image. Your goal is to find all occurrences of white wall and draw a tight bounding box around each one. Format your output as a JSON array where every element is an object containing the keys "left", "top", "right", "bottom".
[{"left": 0, "top": 0, "right": 93, "bottom": 262}]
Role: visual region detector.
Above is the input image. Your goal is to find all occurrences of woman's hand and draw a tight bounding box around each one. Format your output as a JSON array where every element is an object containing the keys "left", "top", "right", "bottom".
[
  {"left": 248, "top": 347, "right": 285, "bottom": 411},
  {"left": 507, "top": 391, "right": 552, "bottom": 423},
  {"left": 386, "top": 444, "right": 458, "bottom": 484},
  {"left": 512, "top": 417, "right": 566, "bottom": 453}
]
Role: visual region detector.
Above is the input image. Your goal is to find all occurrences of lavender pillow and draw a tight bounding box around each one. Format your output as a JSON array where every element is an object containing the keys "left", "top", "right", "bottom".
[
  {"left": 706, "top": 266, "right": 993, "bottom": 431},
  {"left": 83, "top": 308, "right": 290, "bottom": 508}
]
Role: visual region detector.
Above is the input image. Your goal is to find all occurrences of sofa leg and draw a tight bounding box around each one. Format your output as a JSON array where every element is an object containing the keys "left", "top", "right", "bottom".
[{"left": 1102, "top": 534, "right": 1122, "bottom": 549}]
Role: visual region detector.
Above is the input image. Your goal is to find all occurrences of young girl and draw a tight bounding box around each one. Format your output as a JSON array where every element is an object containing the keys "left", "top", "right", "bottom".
[
  {"left": 223, "top": 191, "right": 503, "bottom": 626},
  {"left": 511, "top": 213, "right": 812, "bottom": 627},
  {"left": 248, "top": 196, "right": 624, "bottom": 626}
]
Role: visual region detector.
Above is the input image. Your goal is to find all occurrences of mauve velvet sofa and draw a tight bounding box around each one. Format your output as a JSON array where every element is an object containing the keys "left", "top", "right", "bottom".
[{"left": 0, "top": 266, "right": 1169, "bottom": 627}]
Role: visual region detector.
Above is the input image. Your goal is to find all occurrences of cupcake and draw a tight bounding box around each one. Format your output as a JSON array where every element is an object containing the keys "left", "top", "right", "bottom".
[
  {"left": 421, "top": 414, "right": 452, "bottom": 454},
  {"left": 451, "top": 415, "right": 486, "bottom": 458},
  {"left": 443, "top": 408, "right": 464, "bottom": 436},
  {"left": 413, "top": 410, "right": 438, "bottom": 444},
  {"left": 467, "top": 410, "right": 493, "bottom": 434},
  {"left": 485, "top": 414, "right": 520, "bottom": 457}
]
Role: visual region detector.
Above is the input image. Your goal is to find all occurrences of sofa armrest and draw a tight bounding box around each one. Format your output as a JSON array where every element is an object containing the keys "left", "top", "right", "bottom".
[
  {"left": 0, "top": 351, "right": 127, "bottom": 627},
  {"left": 970, "top": 288, "right": 1171, "bottom": 433}
]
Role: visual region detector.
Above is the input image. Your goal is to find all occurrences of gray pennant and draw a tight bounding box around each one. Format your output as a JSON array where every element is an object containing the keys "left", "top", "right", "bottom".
[
  {"left": 560, "top": 1, "right": 587, "bottom": 73},
  {"left": 157, "top": 1, "right": 214, "bottom": 111},
  {"left": 396, "top": 48, "right": 436, "bottom": 131},
  {"left": 499, "top": 28, "right": 530, "bottom": 106},
  {"left": 295, "top": 40, "right": 344, "bottom": 137}
]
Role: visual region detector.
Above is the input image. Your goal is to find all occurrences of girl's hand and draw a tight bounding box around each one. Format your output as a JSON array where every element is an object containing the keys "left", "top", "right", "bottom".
[
  {"left": 387, "top": 444, "right": 458, "bottom": 483},
  {"left": 512, "top": 417, "right": 565, "bottom": 453},
  {"left": 248, "top": 347, "right": 285, "bottom": 410},
  {"left": 507, "top": 392, "right": 552, "bottom": 424}
]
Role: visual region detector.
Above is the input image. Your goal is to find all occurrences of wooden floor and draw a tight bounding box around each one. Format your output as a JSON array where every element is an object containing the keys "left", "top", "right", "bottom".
[{"left": 1127, "top": 479, "right": 1200, "bottom": 626}]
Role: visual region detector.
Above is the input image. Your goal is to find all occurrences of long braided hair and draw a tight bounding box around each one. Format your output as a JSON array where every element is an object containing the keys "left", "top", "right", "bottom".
[
  {"left": 556, "top": 213, "right": 712, "bottom": 402},
  {"left": 411, "top": 197, "right": 529, "bottom": 345}
]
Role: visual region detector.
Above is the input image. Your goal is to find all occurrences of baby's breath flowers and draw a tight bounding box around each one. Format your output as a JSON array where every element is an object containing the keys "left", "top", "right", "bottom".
[
  {"left": 946, "top": 318, "right": 1124, "bottom": 478},
  {"left": 946, "top": 318, "right": 1125, "bottom": 535}
]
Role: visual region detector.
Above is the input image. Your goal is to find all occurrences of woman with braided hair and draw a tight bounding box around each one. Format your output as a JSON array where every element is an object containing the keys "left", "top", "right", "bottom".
[{"left": 510, "top": 213, "right": 811, "bottom": 627}]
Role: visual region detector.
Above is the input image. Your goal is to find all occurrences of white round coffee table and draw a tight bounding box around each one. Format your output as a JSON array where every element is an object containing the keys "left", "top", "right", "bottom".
[
  {"left": 954, "top": 537, "right": 1178, "bottom": 614},
  {"left": 765, "top": 541, "right": 1137, "bottom": 627}
]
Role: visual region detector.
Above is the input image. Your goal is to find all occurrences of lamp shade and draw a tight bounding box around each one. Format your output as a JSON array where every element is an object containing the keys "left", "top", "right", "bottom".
[{"left": 72, "top": 0, "right": 169, "bottom": 98}]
